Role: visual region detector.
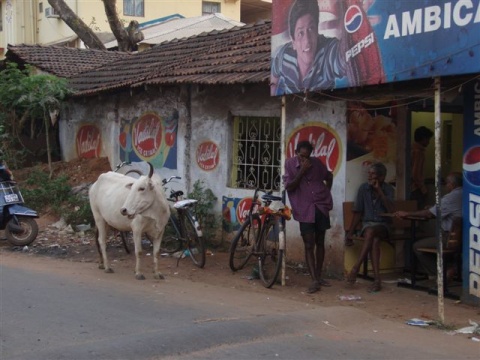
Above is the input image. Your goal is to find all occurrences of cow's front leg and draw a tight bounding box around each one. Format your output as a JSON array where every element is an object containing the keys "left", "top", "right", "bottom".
[
  {"left": 152, "top": 234, "right": 165, "bottom": 280},
  {"left": 132, "top": 231, "right": 145, "bottom": 280},
  {"left": 97, "top": 222, "right": 113, "bottom": 273}
]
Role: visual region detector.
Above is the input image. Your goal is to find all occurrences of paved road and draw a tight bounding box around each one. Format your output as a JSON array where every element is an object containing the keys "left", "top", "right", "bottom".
[{"left": 1, "top": 254, "right": 478, "bottom": 360}]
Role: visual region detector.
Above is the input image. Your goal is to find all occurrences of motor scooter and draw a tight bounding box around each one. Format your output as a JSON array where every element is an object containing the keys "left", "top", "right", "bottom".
[{"left": 0, "top": 165, "right": 39, "bottom": 246}]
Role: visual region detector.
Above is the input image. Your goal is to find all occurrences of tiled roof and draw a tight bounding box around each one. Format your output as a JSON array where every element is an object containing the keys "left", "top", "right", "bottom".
[
  {"left": 68, "top": 21, "right": 271, "bottom": 97},
  {"left": 6, "top": 44, "right": 131, "bottom": 78}
]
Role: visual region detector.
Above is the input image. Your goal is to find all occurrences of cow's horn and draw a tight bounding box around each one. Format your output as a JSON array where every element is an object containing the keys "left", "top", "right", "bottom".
[{"left": 148, "top": 162, "right": 154, "bottom": 178}]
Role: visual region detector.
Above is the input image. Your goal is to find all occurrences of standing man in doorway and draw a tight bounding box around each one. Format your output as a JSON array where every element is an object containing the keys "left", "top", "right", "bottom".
[
  {"left": 411, "top": 126, "right": 433, "bottom": 209},
  {"left": 284, "top": 140, "right": 333, "bottom": 294}
]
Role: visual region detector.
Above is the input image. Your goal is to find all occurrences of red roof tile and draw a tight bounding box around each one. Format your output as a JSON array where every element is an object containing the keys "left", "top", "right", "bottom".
[
  {"left": 6, "top": 44, "right": 131, "bottom": 78},
  {"left": 68, "top": 21, "right": 272, "bottom": 97}
]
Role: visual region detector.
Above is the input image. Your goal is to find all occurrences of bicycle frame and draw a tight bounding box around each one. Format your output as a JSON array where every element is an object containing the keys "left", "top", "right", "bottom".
[
  {"left": 162, "top": 176, "right": 206, "bottom": 268},
  {"left": 229, "top": 187, "right": 290, "bottom": 288}
]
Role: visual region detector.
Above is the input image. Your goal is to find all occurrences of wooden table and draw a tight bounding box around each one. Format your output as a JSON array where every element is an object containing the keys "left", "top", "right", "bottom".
[{"left": 379, "top": 213, "right": 430, "bottom": 288}]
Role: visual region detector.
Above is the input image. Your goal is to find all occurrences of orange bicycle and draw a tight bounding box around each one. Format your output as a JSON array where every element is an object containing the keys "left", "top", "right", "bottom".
[{"left": 229, "top": 188, "right": 291, "bottom": 288}]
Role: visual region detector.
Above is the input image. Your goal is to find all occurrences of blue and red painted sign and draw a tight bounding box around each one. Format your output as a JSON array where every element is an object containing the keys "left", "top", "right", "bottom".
[
  {"left": 119, "top": 110, "right": 178, "bottom": 169},
  {"left": 271, "top": 0, "right": 480, "bottom": 95},
  {"left": 463, "top": 79, "right": 480, "bottom": 304}
]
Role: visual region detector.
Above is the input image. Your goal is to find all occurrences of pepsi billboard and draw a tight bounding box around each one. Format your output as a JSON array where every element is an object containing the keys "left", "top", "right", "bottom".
[
  {"left": 463, "top": 79, "right": 480, "bottom": 303},
  {"left": 271, "top": 0, "right": 480, "bottom": 96}
]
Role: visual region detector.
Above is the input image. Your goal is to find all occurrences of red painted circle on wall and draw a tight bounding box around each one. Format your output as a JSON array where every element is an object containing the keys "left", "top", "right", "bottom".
[
  {"left": 76, "top": 124, "right": 101, "bottom": 159},
  {"left": 132, "top": 113, "right": 162, "bottom": 159},
  {"left": 236, "top": 198, "right": 256, "bottom": 225},
  {"left": 286, "top": 123, "right": 342, "bottom": 175},
  {"left": 196, "top": 141, "right": 219, "bottom": 171}
]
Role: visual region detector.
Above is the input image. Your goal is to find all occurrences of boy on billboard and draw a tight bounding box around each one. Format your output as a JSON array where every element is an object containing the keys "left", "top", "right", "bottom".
[{"left": 271, "top": 0, "right": 385, "bottom": 96}]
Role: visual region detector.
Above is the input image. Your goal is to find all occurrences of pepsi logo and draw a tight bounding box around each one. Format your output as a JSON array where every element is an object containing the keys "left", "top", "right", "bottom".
[
  {"left": 463, "top": 145, "right": 480, "bottom": 187},
  {"left": 344, "top": 5, "right": 363, "bottom": 34}
]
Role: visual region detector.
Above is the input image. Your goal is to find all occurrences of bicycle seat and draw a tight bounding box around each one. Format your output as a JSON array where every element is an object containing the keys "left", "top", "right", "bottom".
[
  {"left": 174, "top": 199, "right": 198, "bottom": 209},
  {"left": 262, "top": 194, "right": 282, "bottom": 202},
  {"left": 170, "top": 190, "right": 184, "bottom": 199}
]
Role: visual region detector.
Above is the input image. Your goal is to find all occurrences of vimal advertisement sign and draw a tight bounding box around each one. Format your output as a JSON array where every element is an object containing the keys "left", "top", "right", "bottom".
[
  {"left": 463, "top": 79, "right": 480, "bottom": 304},
  {"left": 271, "top": 0, "right": 480, "bottom": 96}
]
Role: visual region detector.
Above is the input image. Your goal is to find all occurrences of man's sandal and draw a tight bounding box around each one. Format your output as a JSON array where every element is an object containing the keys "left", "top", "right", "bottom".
[
  {"left": 318, "top": 279, "right": 331, "bottom": 287},
  {"left": 306, "top": 281, "right": 321, "bottom": 294}
]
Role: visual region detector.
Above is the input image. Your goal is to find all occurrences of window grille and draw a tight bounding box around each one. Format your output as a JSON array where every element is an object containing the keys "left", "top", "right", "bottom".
[
  {"left": 231, "top": 116, "right": 281, "bottom": 190},
  {"left": 202, "top": 1, "right": 221, "bottom": 15},
  {"left": 124, "top": 0, "right": 144, "bottom": 17}
]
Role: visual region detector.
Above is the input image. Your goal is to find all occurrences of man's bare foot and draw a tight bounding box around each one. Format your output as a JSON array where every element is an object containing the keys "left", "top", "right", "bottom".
[
  {"left": 367, "top": 280, "right": 382, "bottom": 293},
  {"left": 346, "top": 269, "right": 358, "bottom": 285}
]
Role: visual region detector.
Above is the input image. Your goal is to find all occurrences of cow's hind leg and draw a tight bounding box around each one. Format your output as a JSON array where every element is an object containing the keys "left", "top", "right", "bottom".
[
  {"left": 97, "top": 221, "right": 113, "bottom": 273},
  {"left": 152, "top": 234, "right": 165, "bottom": 280},
  {"left": 132, "top": 231, "right": 145, "bottom": 280}
]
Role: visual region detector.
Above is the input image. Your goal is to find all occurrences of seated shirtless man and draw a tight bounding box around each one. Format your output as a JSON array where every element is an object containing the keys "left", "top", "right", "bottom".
[{"left": 345, "top": 162, "right": 395, "bottom": 292}]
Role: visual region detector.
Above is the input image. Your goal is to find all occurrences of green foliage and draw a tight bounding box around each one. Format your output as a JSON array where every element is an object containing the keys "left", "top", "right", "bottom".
[
  {"left": 21, "top": 169, "right": 93, "bottom": 227},
  {"left": 0, "top": 63, "right": 31, "bottom": 114},
  {"left": 22, "top": 170, "right": 71, "bottom": 210},
  {"left": 15, "top": 73, "right": 71, "bottom": 119},
  {"left": 187, "top": 180, "right": 222, "bottom": 248},
  {"left": 62, "top": 196, "right": 95, "bottom": 228},
  {"left": 0, "top": 62, "right": 72, "bottom": 170}
]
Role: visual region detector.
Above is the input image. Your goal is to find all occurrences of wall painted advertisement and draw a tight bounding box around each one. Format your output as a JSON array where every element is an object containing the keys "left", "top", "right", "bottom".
[
  {"left": 271, "top": 0, "right": 480, "bottom": 95},
  {"left": 286, "top": 122, "right": 342, "bottom": 175},
  {"left": 119, "top": 110, "right": 178, "bottom": 169},
  {"left": 345, "top": 101, "right": 397, "bottom": 200},
  {"left": 76, "top": 124, "right": 101, "bottom": 159},
  {"left": 463, "top": 79, "right": 480, "bottom": 304}
]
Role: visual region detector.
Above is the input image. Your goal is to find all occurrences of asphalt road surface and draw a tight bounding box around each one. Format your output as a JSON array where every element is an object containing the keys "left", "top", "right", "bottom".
[{"left": 1, "top": 253, "right": 478, "bottom": 360}]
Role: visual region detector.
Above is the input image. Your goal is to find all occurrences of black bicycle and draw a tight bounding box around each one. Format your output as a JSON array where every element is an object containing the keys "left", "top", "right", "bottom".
[
  {"left": 160, "top": 176, "right": 206, "bottom": 268},
  {"left": 229, "top": 188, "right": 290, "bottom": 288}
]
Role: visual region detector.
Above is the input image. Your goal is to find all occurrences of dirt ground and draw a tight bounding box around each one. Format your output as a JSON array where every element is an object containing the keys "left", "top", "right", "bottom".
[{"left": 2, "top": 158, "right": 480, "bottom": 336}]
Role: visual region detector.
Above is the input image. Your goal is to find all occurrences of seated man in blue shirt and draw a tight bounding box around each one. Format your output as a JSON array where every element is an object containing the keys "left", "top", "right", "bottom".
[
  {"left": 345, "top": 162, "right": 395, "bottom": 292},
  {"left": 395, "top": 172, "right": 463, "bottom": 278}
]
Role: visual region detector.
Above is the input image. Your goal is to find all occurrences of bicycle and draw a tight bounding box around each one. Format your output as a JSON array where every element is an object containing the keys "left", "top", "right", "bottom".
[
  {"left": 229, "top": 188, "right": 291, "bottom": 288},
  {"left": 160, "top": 176, "right": 206, "bottom": 268},
  {"left": 114, "top": 161, "right": 143, "bottom": 178}
]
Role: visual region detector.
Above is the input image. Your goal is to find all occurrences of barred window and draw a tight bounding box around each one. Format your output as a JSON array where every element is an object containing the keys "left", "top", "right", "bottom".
[
  {"left": 124, "top": 0, "right": 144, "bottom": 17},
  {"left": 231, "top": 116, "right": 281, "bottom": 190}
]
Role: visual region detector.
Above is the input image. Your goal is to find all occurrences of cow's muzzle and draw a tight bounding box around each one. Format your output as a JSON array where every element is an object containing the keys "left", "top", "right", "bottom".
[{"left": 120, "top": 208, "right": 135, "bottom": 219}]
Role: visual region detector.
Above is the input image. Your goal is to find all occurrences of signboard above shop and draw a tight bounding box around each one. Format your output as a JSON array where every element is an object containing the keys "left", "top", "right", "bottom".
[{"left": 271, "top": 0, "right": 480, "bottom": 96}]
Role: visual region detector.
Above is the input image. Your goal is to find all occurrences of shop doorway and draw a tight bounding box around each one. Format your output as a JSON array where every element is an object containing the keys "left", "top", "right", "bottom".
[{"left": 409, "top": 111, "right": 464, "bottom": 208}]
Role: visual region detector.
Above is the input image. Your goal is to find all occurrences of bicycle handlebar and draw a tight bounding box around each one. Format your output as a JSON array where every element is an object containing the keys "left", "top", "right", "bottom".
[
  {"left": 113, "top": 161, "right": 132, "bottom": 172},
  {"left": 162, "top": 175, "right": 182, "bottom": 185}
]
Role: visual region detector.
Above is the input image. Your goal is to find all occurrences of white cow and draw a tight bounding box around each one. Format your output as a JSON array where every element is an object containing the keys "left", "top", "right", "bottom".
[{"left": 89, "top": 163, "right": 170, "bottom": 280}]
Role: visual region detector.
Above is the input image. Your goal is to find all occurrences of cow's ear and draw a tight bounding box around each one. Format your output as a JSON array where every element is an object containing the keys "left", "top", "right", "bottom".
[
  {"left": 148, "top": 180, "right": 154, "bottom": 191},
  {"left": 125, "top": 182, "right": 134, "bottom": 189}
]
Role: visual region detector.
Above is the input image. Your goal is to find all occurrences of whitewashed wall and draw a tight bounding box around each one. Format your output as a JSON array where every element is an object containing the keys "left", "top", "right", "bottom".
[{"left": 60, "top": 84, "right": 349, "bottom": 277}]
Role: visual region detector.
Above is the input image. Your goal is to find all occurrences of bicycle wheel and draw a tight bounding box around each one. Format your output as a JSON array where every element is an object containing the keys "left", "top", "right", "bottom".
[
  {"left": 258, "top": 220, "right": 283, "bottom": 288},
  {"left": 184, "top": 213, "right": 206, "bottom": 268},
  {"left": 229, "top": 215, "right": 260, "bottom": 272},
  {"left": 160, "top": 215, "right": 182, "bottom": 254},
  {"left": 124, "top": 169, "right": 143, "bottom": 179}
]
